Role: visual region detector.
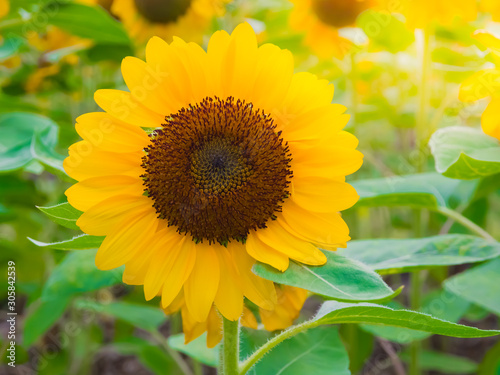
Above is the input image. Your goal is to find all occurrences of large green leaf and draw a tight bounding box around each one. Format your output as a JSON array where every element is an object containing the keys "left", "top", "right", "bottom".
[
  {"left": 23, "top": 297, "right": 71, "bottom": 347},
  {"left": 445, "top": 258, "right": 500, "bottom": 316},
  {"left": 37, "top": 202, "right": 82, "bottom": 230},
  {"left": 74, "top": 300, "right": 166, "bottom": 332},
  {"left": 249, "top": 326, "right": 350, "bottom": 375},
  {"left": 29, "top": 234, "right": 104, "bottom": 250},
  {"left": 253, "top": 251, "right": 400, "bottom": 303},
  {"left": 338, "top": 234, "right": 500, "bottom": 274},
  {"left": 0, "top": 112, "right": 66, "bottom": 174},
  {"left": 352, "top": 172, "right": 478, "bottom": 209},
  {"left": 312, "top": 301, "right": 500, "bottom": 338},
  {"left": 429, "top": 126, "right": 500, "bottom": 180},
  {"left": 358, "top": 10, "right": 414, "bottom": 53},
  {"left": 360, "top": 289, "right": 470, "bottom": 343},
  {"left": 45, "top": 3, "right": 130, "bottom": 45},
  {"left": 41, "top": 250, "right": 123, "bottom": 301}
]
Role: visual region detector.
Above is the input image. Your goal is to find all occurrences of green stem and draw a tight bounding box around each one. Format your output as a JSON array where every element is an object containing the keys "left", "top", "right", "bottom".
[
  {"left": 0, "top": 17, "right": 27, "bottom": 31},
  {"left": 409, "top": 271, "right": 422, "bottom": 375},
  {"left": 221, "top": 318, "right": 240, "bottom": 375},
  {"left": 435, "top": 206, "right": 496, "bottom": 242},
  {"left": 151, "top": 331, "right": 194, "bottom": 375},
  {"left": 239, "top": 320, "right": 319, "bottom": 375}
]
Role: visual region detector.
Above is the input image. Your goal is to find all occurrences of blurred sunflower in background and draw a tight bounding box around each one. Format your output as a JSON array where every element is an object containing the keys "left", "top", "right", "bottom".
[
  {"left": 460, "top": 31, "right": 500, "bottom": 140},
  {"left": 24, "top": 27, "right": 92, "bottom": 93},
  {"left": 63, "top": 23, "right": 362, "bottom": 336},
  {"left": 289, "top": 0, "right": 375, "bottom": 58},
  {"left": 401, "top": 0, "right": 477, "bottom": 29},
  {"left": 111, "top": 0, "right": 227, "bottom": 46},
  {"left": 0, "top": 0, "right": 8, "bottom": 18}
]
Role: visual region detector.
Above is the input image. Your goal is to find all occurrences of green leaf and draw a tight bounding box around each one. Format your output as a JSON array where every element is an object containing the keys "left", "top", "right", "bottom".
[
  {"left": 41, "top": 250, "right": 123, "bottom": 301},
  {"left": 358, "top": 10, "right": 415, "bottom": 53},
  {"left": 445, "top": 258, "right": 500, "bottom": 316},
  {"left": 312, "top": 301, "right": 500, "bottom": 338},
  {"left": 400, "top": 350, "right": 478, "bottom": 374},
  {"left": 352, "top": 172, "right": 478, "bottom": 209},
  {"left": 360, "top": 289, "right": 470, "bottom": 343},
  {"left": 139, "top": 345, "right": 179, "bottom": 375},
  {"left": 429, "top": 126, "right": 500, "bottom": 180},
  {"left": 479, "top": 339, "right": 500, "bottom": 375},
  {"left": 45, "top": 3, "right": 130, "bottom": 45},
  {"left": 37, "top": 202, "right": 82, "bottom": 230},
  {"left": 0, "top": 112, "right": 66, "bottom": 174},
  {"left": 74, "top": 300, "right": 166, "bottom": 332},
  {"left": 23, "top": 297, "right": 71, "bottom": 347},
  {"left": 28, "top": 234, "right": 104, "bottom": 250},
  {"left": 249, "top": 326, "right": 350, "bottom": 375},
  {"left": 168, "top": 334, "right": 218, "bottom": 367},
  {"left": 0, "top": 36, "right": 23, "bottom": 61},
  {"left": 338, "top": 234, "right": 500, "bottom": 274},
  {"left": 253, "top": 251, "right": 400, "bottom": 303}
]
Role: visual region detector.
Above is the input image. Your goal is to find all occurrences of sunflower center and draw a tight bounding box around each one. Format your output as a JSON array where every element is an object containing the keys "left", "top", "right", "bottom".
[
  {"left": 134, "top": 0, "right": 192, "bottom": 24},
  {"left": 142, "top": 96, "right": 293, "bottom": 245},
  {"left": 311, "top": 0, "right": 370, "bottom": 28}
]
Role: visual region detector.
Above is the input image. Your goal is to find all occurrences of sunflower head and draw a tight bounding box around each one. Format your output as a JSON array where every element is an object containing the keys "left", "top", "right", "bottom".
[
  {"left": 142, "top": 96, "right": 293, "bottom": 245},
  {"left": 112, "top": 0, "right": 227, "bottom": 45},
  {"left": 64, "top": 23, "right": 362, "bottom": 333},
  {"left": 311, "top": 0, "right": 372, "bottom": 28}
]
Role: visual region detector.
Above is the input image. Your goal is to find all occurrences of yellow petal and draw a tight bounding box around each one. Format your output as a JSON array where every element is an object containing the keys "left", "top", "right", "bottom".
[
  {"left": 251, "top": 43, "right": 294, "bottom": 114},
  {"left": 182, "top": 307, "right": 207, "bottom": 345},
  {"left": 206, "top": 307, "right": 223, "bottom": 348},
  {"left": 281, "top": 200, "right": 350, "bottom": 248},
  {"left": 94, "top": 89, "right": 165, "bottom": 128},
  {"left": 76, "top": 195, "right": 153, "bottom": 236},
  {"left": 283, "top": 105, "right": 349, "bottom": 142},
  {"left": 282, "top": 72, "right": 334, "bottom": 115},
  {"left": 64, "top": 141, "right": 143, "bottom": 181},
  {"left": 231, "top": 244, "right": 277, "bottom": 310},
  {"left": 143, "top": 229, "right": 186, "bottom": 300},
  {"left": 214, "top": 246, "right": 244, "bottom": 320},
  {"left": 482, "top": 99, "right": 500, "bottom": 140},
  {"left": 473, "top": 31, "right": 500, "bottom": 53},
  {"left": 65, "top": 175, "right": 145, "bottom": 212},
  {"left": 95, "top": 210, "right": 158, "bottom": 270},
  {"left": 161, "top": 239, "right": 196, "bottom": 309},
  {"left": 245, "top": 231, "right": 290, "bottom": 271},
  {"left": 459, "top": 69, "right": 500, "bottom": 102},
  {"left": 292, "top": 177, "right": 359, "bottom": 213},
  {"left": 184, "top": 243, "right": 220, "bottom": 322},
  {"left": 255, "top": 220, "right": 327, "bottom": 266},
  {"left": 241, "top": 306, "right": 258, "bottom": 329},
  {"left": 75, "top": 112, "right": 150, "bottom": 153}
]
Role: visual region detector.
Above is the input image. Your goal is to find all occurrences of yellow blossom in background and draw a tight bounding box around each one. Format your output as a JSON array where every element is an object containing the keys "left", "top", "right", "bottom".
[
  {"left": 63, "top": 23, "right": 362, "bottom": 333},
  {"left": 400, "top": 0, "right": 477, "bottom": 29},
  {"left": 111, "top": 0, "right": 227, "bottom": 47},
  {"left": 289, "top": 0, "right": 376, "bottom": 58},
  {"left": 459, "top": 31, "right": 500, "bottom": 140},
  {"left": 0, "top": 0, "right": 8, "bottom": 18},
  {"left": 25, "top": 27, "right": 92, "bottom": 92}
]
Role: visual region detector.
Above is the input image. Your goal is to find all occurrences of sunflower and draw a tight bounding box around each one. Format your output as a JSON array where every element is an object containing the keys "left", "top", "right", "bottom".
[
  {"left": 459, "top": 31, "right": 500, "bottom": 140},
  {"left": 111, "top": 0, "right": 226, "bottom": 46},
  {"left": 164, "top": 285, "right": 308, "bottom": 347},
  {"left": 289, "top": 0, "right": 376, "bottom": 58},
  {"left": 64, "top": 23, "right": 362, "bottom": 329}
]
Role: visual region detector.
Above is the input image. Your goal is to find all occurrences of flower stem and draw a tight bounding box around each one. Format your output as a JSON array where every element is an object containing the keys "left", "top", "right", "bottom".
[
  {"left": 220, "top": 318, "right": 240, "bottom": 375},
  {"left": 435, "top": 206, "right": 496, "bottom": 242},
  {"left": 239, "top": 320, "right": 319, "bottom": 375}
]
